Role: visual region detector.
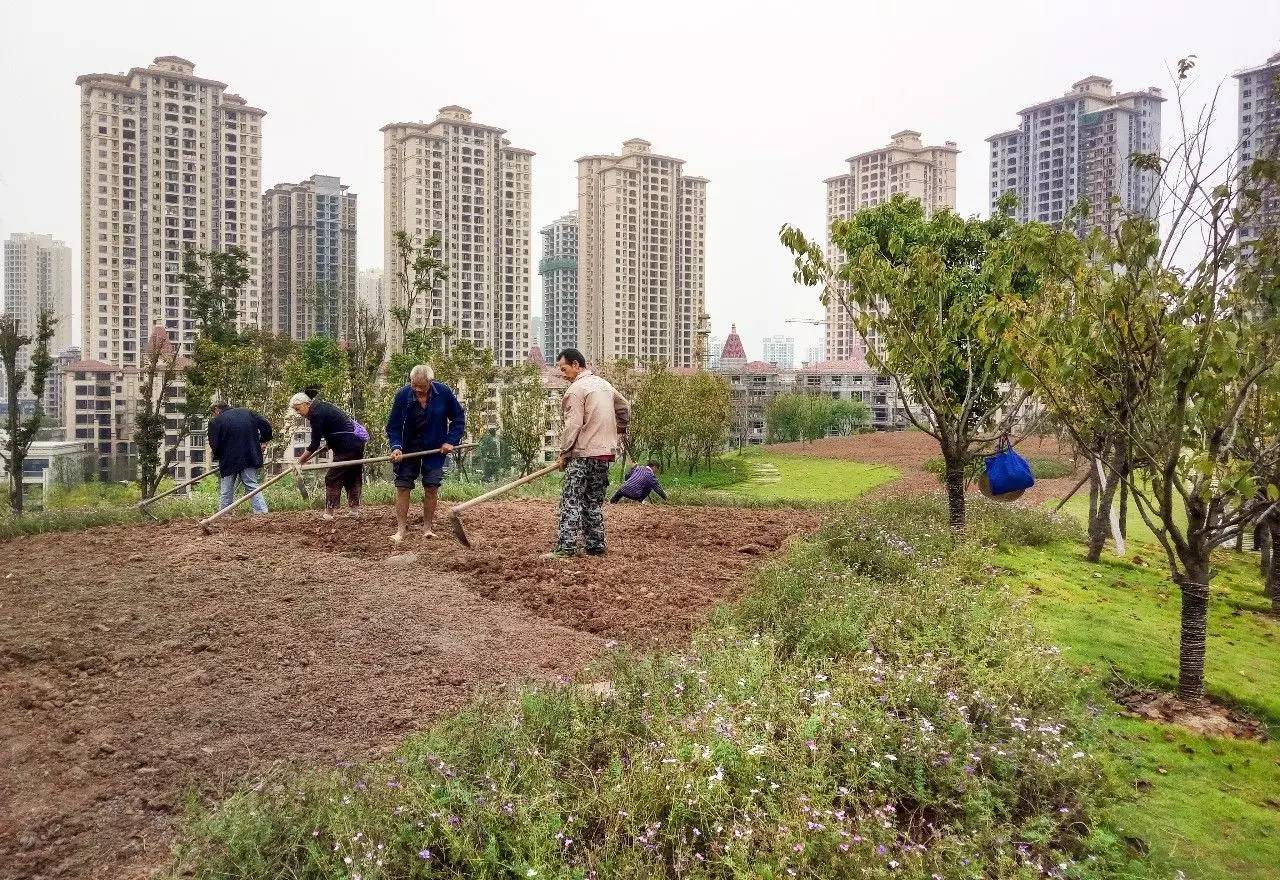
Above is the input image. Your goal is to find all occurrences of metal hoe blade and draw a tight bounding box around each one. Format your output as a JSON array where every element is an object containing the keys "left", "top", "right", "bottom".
[{"left": 449, "top": 511, "right": 473, "bottom": 548}]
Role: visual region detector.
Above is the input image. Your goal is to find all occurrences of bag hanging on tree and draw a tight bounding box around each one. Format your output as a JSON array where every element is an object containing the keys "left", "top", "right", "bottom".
[{"left": 983, "top": 437, "right": 1035, "bottom": 499}]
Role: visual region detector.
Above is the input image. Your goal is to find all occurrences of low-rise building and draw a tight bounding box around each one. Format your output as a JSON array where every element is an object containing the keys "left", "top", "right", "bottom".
[
  {"left": 0, "top": 438, "right": 89, "bottom": 503},
  {"left": 794, "top": 358, "right": 907, "bottom": 429}
]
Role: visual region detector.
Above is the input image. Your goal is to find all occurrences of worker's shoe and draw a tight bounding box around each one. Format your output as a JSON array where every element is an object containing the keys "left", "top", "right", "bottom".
[
  {"left": 346, "top": 508, "right": 360, "bottom": 519},
  {"left": 423, "top": 529, "right": 437, "bottom": 539},
  {"left": 541, "top": 549, "right": 576, "bottom": 560},
  {"left": 585, "top": 547, "right": 607, "bottom": 557}
]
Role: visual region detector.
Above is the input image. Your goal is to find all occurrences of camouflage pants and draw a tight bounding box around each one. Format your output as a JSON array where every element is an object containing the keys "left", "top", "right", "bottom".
[{"left": 557, "top": 458, "right": 611, "bottom": 553}]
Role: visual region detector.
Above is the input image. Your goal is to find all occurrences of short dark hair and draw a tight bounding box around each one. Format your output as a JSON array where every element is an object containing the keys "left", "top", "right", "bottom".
[
  {"left": 647, "top": 459, "right": 660, "bottom": 470},
  {"left": 556, "top": 348, "right": 587, "bottom": 368},
  {"left": 210, "top": 402, "right": 230, "bottom": 414}
]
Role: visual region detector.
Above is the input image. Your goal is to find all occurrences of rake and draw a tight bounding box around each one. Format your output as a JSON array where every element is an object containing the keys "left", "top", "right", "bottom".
[{"left": 448, "top": 462, "right": 560, "bottom": 548}]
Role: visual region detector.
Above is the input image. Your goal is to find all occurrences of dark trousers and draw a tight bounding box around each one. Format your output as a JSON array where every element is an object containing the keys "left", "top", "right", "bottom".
[
  {"left": 557, "top": 458, "right": 610, "bottom": 553},
  {"left": 611, "top": 487, "right": 653, "bottom": 503},
  {"left": 325, "top": 445, "right": 365, "bottom": 509}
]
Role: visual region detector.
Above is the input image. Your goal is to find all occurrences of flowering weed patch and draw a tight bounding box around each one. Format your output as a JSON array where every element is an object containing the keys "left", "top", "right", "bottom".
[{"left": 171, "top": 498, "right": 1144, "bottom": 880}]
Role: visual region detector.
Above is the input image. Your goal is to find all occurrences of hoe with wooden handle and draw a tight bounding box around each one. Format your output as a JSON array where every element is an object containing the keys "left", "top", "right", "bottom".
[
  {"left": 449, "top": 462, "right": 560, "bottom": 548},
  {"left": 137, "top": 465, "right": 219, "bottom": 519}
]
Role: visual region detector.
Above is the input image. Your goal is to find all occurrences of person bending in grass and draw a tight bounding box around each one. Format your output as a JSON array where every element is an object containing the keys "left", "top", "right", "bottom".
[{"left": 610, "top": 460, "right": 667, "bottom": 504}]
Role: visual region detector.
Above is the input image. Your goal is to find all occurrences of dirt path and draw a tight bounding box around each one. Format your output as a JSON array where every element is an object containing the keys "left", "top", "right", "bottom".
[
  {"left": 0, "top": 501, "right": 817, "bottom": 880},
  {"left": 767, "top": 431, "right": 1083, "bottom": 505}
]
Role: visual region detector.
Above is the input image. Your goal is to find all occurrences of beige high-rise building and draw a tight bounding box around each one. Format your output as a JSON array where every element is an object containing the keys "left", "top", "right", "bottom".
[
  {"left": 824, "top": 130, "right": 958, "bottom": 360},
  {"left": 262, "top": 174, "right": 357, "bottom": 341},
  {"left": 2, "top": 233, "right": 74, "bottom": 402},
  {"left": 76, "top": 56, "right": 264, "bottom": 367},
  {"left": 382, "top": 106, "right": 533, "bottom": 367},
  {"left": 356, "top": 268, "right": 387, "bottom": 318},
  {"left": 577, "top": 138, "right": 707, "bottom": 368}
]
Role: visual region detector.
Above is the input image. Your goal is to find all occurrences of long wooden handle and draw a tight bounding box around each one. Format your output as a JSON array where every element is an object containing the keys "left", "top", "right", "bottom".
[
  {"left": 138, "top": 465, "right": 220, "bottom": 508},
  {"left": 297, "top": 443, "right": 475, "bottom": 472},
  {"left": 199, "top": 464, "right": 296, "bottom": 529},
  {"left": 451, "top": 462, "right": 560, "bottom": 514}
]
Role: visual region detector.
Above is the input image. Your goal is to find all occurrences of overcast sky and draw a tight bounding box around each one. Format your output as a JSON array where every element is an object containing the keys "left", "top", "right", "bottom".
[{"left": 2, "top": 0, "right": 1277, "bottom": 360}]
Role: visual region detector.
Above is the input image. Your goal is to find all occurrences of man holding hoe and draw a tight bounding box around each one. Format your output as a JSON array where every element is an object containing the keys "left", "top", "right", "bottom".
[
  {"left": 386, "top": 363, "right": 466, "bottom": 542},
  {"left": 547, "top": 348, "right": 630, "bottom": 559}
]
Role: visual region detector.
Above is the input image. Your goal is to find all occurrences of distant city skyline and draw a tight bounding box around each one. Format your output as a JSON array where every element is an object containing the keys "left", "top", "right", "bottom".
[{"left": 1, "top": 3, "right": 1276, "bottom": 364}]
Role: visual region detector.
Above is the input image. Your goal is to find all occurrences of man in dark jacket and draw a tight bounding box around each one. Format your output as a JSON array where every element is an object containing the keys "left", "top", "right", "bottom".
[
  {"left": 385, "top": 363, "right": 465, "bottom": 542},
  {"left": 291, "top": 393, "right": 368, "bottom": 520},
  {"left": 208, "top": 402, "right": 274, "bottom": 514}
]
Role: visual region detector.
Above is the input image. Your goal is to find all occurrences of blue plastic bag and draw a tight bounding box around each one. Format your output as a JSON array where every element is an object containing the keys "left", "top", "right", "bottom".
[{"left": 984, "top": 439, "right": 1035, "bottom": 496}]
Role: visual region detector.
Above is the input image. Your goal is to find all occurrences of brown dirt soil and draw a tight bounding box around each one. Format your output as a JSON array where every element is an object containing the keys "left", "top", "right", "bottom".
[
  {"left": 0, "top": 500, "right": 816, "bottom": 880},
  {"left": 768, "top": 431, "right": 1083, "bottom": 505},
  {"left": 1114, "top": 687, "right": 1271, "bottom": 741}
]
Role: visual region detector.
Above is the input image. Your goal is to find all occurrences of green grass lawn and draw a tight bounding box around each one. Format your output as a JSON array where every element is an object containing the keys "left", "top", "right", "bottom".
[
  {"left": 715, "top": 449, "right": 900, "bottom": 503},
  {"left": 998, "top": 539, "right": 1280, "bottom": 880}
]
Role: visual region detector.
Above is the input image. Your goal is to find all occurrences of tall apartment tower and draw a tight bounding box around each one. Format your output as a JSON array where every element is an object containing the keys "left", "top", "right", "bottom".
[
  {"left": 824, "top": 131, "right": 958, "bottom": 360},
  {"left": 1236, "top": 50, "right": 1280, "bottom": 246},
  {"left": 2, "top": 233, "right": 74, "bottom": 401},
  {"left": 382, "top": 106, "right": 533, "bottom": 367},
  {"left": 539, "top": 211, "right": 579, "bottom": 358},
  {"left": 356, "top": 268, "right": 386, "bottom": 318},
  {"left": 76, "top": 56, "right": 264, "bottom": 366},
  {"left": 262, "top": 174, "right": 358, "bottom": 340},
  {"left": 762, "top": 334, "right": 795, "bottom": 369},
  {"left": 577, "top": 139, "right": 708, "bottom": 368},
  {"left": 987, "top": 76, "right": 1163, "bottom": 233}
]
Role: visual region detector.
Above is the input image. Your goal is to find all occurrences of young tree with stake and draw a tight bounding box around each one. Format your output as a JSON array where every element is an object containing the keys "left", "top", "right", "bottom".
[{"left": 0, "top": 310, "right": 55, "bottom": 515}]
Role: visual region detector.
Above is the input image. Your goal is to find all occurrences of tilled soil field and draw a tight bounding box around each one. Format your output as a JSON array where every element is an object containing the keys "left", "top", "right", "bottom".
[{"left": 0, "top": 501, "right": 817, "bottom": 880}]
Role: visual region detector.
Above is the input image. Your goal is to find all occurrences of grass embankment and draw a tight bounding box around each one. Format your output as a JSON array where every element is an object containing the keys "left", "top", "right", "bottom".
[
  {"left": 1000, "top": 539, "right": 1280, "bottom": 880},
  {"left": 171, "top": 498, "right": 1146, "bottom": 879},
  {"left": 715, "top": 449, "right": 899, "bottom": 503}
]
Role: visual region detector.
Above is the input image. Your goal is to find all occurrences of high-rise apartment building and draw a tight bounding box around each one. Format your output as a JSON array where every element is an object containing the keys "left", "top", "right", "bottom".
[
  {"left": 262, "top": 174, "right": 358, "bottom": 340},
  {"left": 987, "top": 76, "right": 1162, "bottom": 232},
  {"left": 76, "top": 56, "right": 264, "bottom": 366},
  {"left": 356, "top": 269, "right": 386, "bottom": 318},
  {"left": 577, "top": 139, "right": 707, "bottom": 368},
  {"left": 539, "top": 211, "right": 579, "bottom": 358},
  {"left": 762, "top": 334, "right": 795, "bottom": 369},
  {"left": 2, "top": 233, "right": 74, "bottom": 402},
  {"left": 382, "top": 106, "right": 533, "bottom": 367},
  {"left": 1236, "top": 50, "right": 1280, "bottom": 246},
  {"left": 824, "top": 131, "right": 958, "bottom": 360},
  {"left": 804, "top": 342, "right": 825, "bottom": 366}
]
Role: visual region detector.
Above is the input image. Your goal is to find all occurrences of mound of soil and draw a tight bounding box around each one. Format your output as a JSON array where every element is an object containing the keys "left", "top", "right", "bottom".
[
  {"left": 1114, "top": 687, "right": 1270, "bottom": 741},
  {"left": 0, "top": 500, "right": 816, "bottom": 880}
]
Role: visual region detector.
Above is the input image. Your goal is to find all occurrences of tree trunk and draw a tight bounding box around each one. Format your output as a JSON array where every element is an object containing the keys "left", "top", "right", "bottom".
[
  {"left": 1086, "top": 455, "right": 1121, "bottom": 563},
  {"left": 1260, "top": 522, "right": 1272, "bottom": 592},
  {"left": 944, "top": 454, "right": 966, "bottom": 530},
  {"left": 1175, "top": 559, "right": 1212, "bottom": 704},
  {"left": 1118, "top": 479, "right": 1129, "bottom": 539},
  {"left": 1234, "top": 528, "right": 1244, "bottom": 553},
  {"left": 1087, "top": 466, "right": 1100, "bottom": 532},
  {"left": 1267, "top": 519, "right": 1279, "bottom": 611}
]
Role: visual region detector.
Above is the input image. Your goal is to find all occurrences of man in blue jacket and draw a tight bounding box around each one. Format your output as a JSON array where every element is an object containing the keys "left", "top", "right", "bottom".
[
  {"left": 207, "top": 402, "right": 274, "bottom": 514},
  {"left": 386, "top": 363, "right": 465, "bottom": 542}
]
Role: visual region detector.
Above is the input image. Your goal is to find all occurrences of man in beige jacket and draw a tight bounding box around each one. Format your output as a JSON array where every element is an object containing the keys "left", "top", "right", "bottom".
[{"left": 546, "top": 348, "right": 631, "bottom": 558}]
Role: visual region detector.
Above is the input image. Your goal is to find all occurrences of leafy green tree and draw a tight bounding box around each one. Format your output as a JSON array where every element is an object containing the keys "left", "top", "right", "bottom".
[
  {"left": 135, "top": 326, "right": 183, "bottom": 498},
  {"left": 0, "top": 309, "right": 55, "bottom": 514},
  {"left": 683, "top": 371, "right": 733, "bottom": 473},
  {"left": 765, "top": 394, "right": 805, "bottom": 443},
  {"left": 389, "top": 230, "right": 448, "bottom": 349},
  {"left": 499, "top": 361, "right": 549, "bottom": 474},
  {"left": 346, "top": 301, "right": 386, "bottom": 445},
  {"left": 782, "top": 196, "right": 1035, "bottom": 528},
  {"left": 179, "top": 246, "right": 250, "bottom": 346},
  {"left": 1012, "top": 59, "right": 1280, "bottom": 702}
]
